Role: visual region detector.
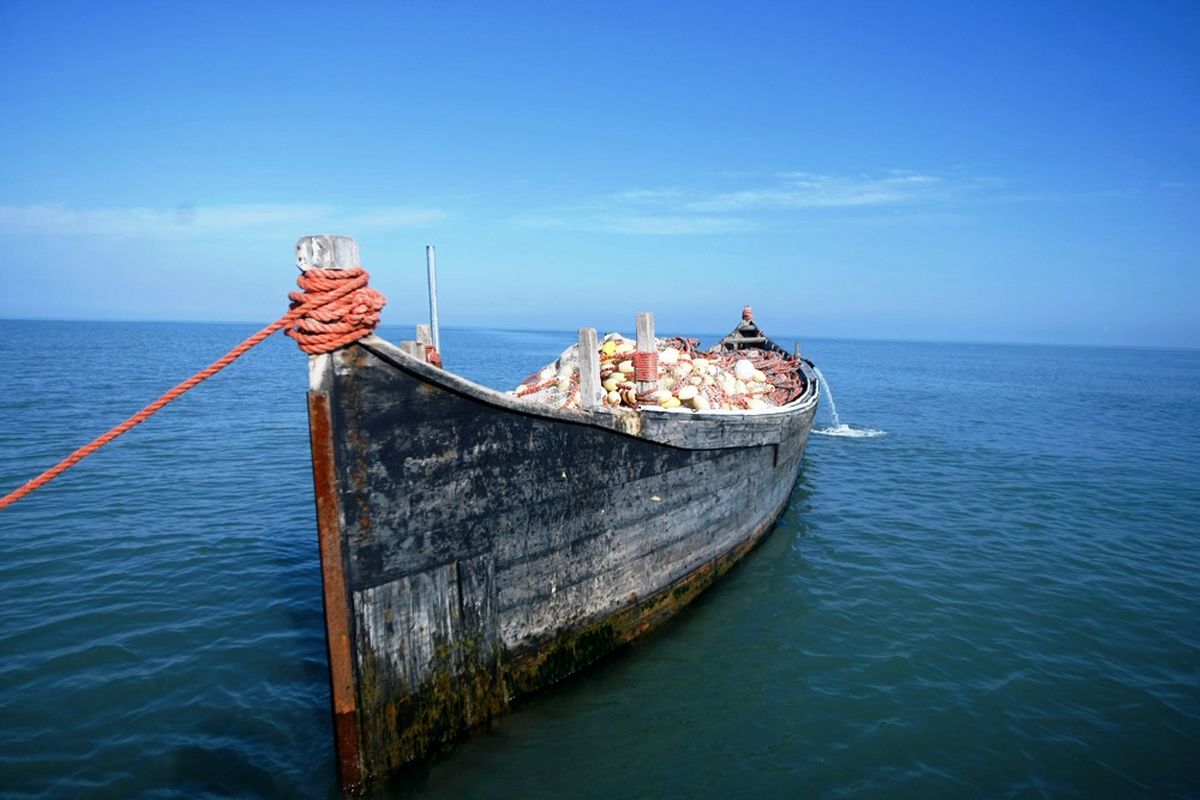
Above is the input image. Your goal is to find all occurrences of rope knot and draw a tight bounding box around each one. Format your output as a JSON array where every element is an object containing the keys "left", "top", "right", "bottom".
[{"left": 285, "top": 268, "right": 387, "bottom": 354}]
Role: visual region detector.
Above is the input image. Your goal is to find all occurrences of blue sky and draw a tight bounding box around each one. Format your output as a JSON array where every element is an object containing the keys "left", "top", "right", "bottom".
[{"left": 1, "top": 1, "right": 1197, "bottom": 347}]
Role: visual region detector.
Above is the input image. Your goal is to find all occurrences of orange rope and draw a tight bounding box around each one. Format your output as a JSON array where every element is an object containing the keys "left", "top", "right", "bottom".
[{"left": 0, "top": 267, "right": 385, "bottom": 511}]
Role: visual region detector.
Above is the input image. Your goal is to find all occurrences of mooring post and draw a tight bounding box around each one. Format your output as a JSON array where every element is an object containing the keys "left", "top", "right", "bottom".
[
  {"left": 416, "top": 323, "right": 432, "bottom": 347},
  {"left": 415, "top": 322, "right": 443, "bottom": 368},
  {"left": 636, "top": 311, "right": 658, "bottom": 405},
  {"left": 400, "top": 340, "right": 425, "bottom": 360},
  {"left": 297, "top": 235, "right": 361, "bottom": 391},
  {"left": 416, "top": 324, "right": 434, "bottom": 364},
  {"left": 297, "top": 234, "right": 360, "bottom": 273},
  {"left": 578, "top": 327, "right": 602, "bottom": 410},
  {"left": 793, "top": 341, "right": 802, "bottom": 359},
  {"left": 426, "top": 245, "right": 441, "bottom": 353},
  {"left": 295, "top": 233, "right": 366, "bottom": 790}
]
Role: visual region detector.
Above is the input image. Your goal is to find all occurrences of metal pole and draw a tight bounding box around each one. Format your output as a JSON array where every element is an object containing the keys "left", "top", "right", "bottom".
[{"left": 425, "top": 245, "right": 441, "bottom": 352}]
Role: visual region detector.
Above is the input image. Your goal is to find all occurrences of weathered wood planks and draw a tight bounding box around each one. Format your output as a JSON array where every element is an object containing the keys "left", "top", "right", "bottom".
[{"left": 307, "top": 332, "right": 818, "bottom": 792}]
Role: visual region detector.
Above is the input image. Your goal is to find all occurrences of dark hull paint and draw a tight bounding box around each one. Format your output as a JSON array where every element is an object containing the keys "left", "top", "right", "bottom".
[{"left": 307, "top": 335, "right": 819, "bottom": 792}]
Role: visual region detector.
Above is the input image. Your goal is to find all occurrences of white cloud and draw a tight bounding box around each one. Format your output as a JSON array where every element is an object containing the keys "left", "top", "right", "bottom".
[
  {"left": 686, "top": 172, "right": 946, "bottom": 212},
  {"left": 516, "top": 212, "right": 754, "bottom": 236},
  {"left": 514, "top": 170, "right": 968, "bottom": 235},
  {"left": 0, "top": 202, "right": 448, "bottom": 238},
  {"left": 1, "top": 173, "right": 974, "bottom": 240}
]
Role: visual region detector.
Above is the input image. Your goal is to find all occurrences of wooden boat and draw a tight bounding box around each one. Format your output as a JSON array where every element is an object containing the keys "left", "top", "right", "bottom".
[{"left": 304, "top": 254, "right": 820, "bottom": 792}]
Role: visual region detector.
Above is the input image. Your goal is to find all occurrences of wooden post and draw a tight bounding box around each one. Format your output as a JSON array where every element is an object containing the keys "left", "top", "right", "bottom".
[
  {"left": 297, "top": 235, "right": 360, "bottom": 390},
  {"left": 636, "top": 311, "right": 658, "bottom": 405},
  {"left": 426, "top": 245, "right": 441, "bottom": 353},
  {"left": 297, "top": 234, "right": 360, "bottom": 272},
  {"left": 578, "top": 327, "right": 601, "bottom": 410},
  {"left": 415, "top": 323, "right": 444, "bottom": 368},
  {"left": 296, "top": 233, "right": 366, "bottom": 790},
  {"left": 793, "top": 341, "right": 802, "bottom": 359}
]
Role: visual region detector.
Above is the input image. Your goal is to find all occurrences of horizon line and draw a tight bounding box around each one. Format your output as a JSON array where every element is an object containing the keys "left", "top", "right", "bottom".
[{"left": 0, "top": 315, "right": 1195, "bottom": 354}]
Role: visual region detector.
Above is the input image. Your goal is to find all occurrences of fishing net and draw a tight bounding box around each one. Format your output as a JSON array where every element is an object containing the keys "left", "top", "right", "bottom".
[{"left": 511, "top": 333, "right": 806, "bottom": 412}]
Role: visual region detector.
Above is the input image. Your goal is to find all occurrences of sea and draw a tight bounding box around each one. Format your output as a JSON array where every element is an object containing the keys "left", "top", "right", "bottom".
[{"left": 1, "top": 320, "right": 1197, "bottom": 799}]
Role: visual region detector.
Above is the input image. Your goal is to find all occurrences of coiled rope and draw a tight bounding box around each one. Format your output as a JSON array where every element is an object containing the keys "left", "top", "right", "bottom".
[{"left": 0, "top": 268, "right": 385, "bottom": 511}]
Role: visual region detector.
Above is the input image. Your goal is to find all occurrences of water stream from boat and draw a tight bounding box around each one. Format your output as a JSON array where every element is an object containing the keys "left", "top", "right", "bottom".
[{"left": 812, "top": 364, "right": 885, "bottom": 437}]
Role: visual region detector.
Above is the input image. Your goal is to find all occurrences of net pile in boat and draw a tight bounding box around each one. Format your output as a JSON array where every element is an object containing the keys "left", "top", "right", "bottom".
[{"left": 511, "top": 333, "right": 806, "bottom": 411}]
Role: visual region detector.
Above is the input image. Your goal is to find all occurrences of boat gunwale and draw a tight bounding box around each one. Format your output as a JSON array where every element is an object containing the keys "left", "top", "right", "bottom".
[{"left": 355, "top": 335, "right": 820, "bottom": 441}]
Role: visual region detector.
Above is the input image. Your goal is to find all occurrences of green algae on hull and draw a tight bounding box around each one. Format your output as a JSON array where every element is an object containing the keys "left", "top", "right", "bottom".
[{"left": 351, "top": 497, "right": 788, "bottom": 792}]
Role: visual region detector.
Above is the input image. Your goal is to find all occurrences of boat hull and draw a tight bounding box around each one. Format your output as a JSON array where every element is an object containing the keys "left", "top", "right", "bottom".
[{"left": 307, "top": 336, "right": 818, "bottom": 791}]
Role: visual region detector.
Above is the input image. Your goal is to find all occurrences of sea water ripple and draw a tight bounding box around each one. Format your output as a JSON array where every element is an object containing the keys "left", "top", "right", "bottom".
[{"left": 1, "top": 322, "right": 1197, "bottom": 798}]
